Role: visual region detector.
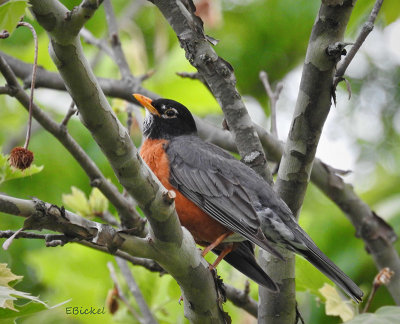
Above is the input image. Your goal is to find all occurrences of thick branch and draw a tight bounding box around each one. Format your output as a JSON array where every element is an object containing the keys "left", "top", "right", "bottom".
[
  {"left": 0, "top": 194, "right": 152, "bottom": 258},
  {"left": 311, "top": 162, "right": 400, "bottom": 303},
  {"left": 260, "top": 1, "right": 357, "bottom": 323},
  {"left": 29, "top": 1, "right": 226, "bottom": 322},
  {"left": 152, "top": 0, "right": 273, "bottom": 183}
]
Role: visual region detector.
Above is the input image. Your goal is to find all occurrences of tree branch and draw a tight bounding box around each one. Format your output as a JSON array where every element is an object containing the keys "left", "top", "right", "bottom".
[
  {"left": 335, "top": 0, "right": 384, "bottom": 84},
  {"left": 66, "top": 0, "right": 104, "bottom": 35},
  {"left": 28, "top": 1, "right": 227, "bottom": 322},
  {"left": 259, "top": 71, "right": 283, "bottom": 138},
  {"left": 224, "top": 282, "right": 257, "bottom": 318},
  {"left": 260, "top": 1, "right": 357, "bottom": 322},
  {"left": 151, "top": 0, "right": 273, "bottom": 183},
  {"left": 0, "top": 56, "right": 144, "bottom": 232},
  {"left": 80, "top": 27, "right": 114, "bottom": 57},
  {"left": 0, "top": 194, "right": 152, "bottom": 258},
  {"left": 115, "top": 257, "right": 158, "bottom": 324},
  {"left": 103, "top": 0, "right": 134, "bottom": 80},
  {"left": 3, "top": 49, "right": 398, "bottom": 304},
  {"left": 201, "top": 118, "right": 400, "bottom": 304},
  {"left": 4, "top": 46, "right": 398, "bottom": 305},
  {"left": 0, "top": 51, "right": 157, "bottom": 102},
  {"left": 107, "top": 261, "right": 143, "bottom": 321},
  {"left": 311, "top": 162, "right": 400, "bottom": 303}
]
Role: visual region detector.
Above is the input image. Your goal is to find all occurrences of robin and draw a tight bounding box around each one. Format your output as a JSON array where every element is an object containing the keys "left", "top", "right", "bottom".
[{"left": 134, "top": 94, "right": 363, "bottom": 302}]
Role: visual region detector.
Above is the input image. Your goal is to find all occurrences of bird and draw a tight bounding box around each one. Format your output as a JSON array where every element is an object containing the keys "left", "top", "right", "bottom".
[{"left": 133, "top": 93, "right": 363, "bottom": 302}]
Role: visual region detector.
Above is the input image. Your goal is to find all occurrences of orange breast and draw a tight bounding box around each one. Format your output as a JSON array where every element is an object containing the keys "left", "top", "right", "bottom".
[{"left": 140, "top": 139, "right": 231, "bottom": 245}]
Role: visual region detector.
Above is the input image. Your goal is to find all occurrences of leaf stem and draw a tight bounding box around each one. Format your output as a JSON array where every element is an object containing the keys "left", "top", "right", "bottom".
[{"left": 17, "top": 22, "right": 38, "bottom": 150}]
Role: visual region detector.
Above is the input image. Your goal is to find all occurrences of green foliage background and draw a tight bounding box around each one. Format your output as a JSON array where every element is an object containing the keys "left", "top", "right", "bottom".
[{"left": 1, "top": 0, "right": 400, "bottom": 323}]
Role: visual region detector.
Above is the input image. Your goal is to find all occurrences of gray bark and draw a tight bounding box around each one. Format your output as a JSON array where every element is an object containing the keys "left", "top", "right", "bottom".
[
  {"left": 259, "top": 1, "right": 357, "bottom": 323},
  {"left": 25, "top": 1, "right": 227, "bottom": 322}
]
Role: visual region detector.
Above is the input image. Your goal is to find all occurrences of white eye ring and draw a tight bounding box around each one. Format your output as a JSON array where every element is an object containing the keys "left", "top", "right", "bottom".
[{"left": 162, "top": 108, "right": 178, "bottom": 118}]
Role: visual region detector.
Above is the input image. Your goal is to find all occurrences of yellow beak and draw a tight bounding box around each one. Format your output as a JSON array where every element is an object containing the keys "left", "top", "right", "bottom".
[{"left": 133, "top": 94, "right": 160, "bottom": 116}]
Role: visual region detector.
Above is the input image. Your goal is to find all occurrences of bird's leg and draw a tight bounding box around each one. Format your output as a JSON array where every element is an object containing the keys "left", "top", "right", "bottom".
[
  {"left": 209, "top": 244, "right": 234, "bottom": 270},
  {"left": 201, "top": 232, "right": 232, "bottom": 257}
]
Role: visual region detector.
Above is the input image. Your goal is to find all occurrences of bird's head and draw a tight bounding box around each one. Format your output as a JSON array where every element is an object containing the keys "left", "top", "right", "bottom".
[{"left": 133, "top": 94, "right": 197, "bottom": 139}]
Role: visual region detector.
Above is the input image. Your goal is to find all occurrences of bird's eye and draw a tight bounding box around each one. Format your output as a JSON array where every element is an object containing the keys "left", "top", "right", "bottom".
[{"left": 164, "top": 108, "right": 177, "bottom": 118}]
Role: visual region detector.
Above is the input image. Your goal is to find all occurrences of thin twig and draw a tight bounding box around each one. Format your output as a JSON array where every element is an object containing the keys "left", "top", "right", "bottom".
[
  {"left": 176, "top": 71, "right": 212, "bottom": 92},
  {"left": 224, "top": 281, "right": 257, "bottom": 318},
  {"left": 61, "top": 101, "right": 78, "bottom": 126},
  {"left": 139, "top": 69, "right": 155, "bottom": 82},
  {"left": 80, "top": 28, "right": 114, "bottom": 58},
  {"left": 103, "top": 0, "right": 132, "bottom": 80},
  {"left": 335, "top": 0, "right": 384, "bottom": 85},
  {"left": 17, "top": 22, "right": 38, "bottom": 150},
  {"left": 0, "top": 228, "right": 162, "bottom": 272},
  {"left": 115, "top": 257, "right": 158, "bottom": 324},
  {"left": 0, "top": 230, "right": 60, "bottom": 240},
  {"left": 2, "top": 228, "right": 24, "bottom": 250},
  {"left": 259, "top": 71, "right": 283, "bottom": 138},
  {"left": 77, "top": 241, "right": 163, "bottom": 272},
  {"left": 362, "top": 267, "right": 394, "bottom": 313},
  {"left": 98, "top": 211, "right": 120, "bottom": 227},
  {"left": 0, "top": 230, "right": 74, "bottom": 248},
  {"left": 107, "top": 261, "right": 143, "bottom": 321}
]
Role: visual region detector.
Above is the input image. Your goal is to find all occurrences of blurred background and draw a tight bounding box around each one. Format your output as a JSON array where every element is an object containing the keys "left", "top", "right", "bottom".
[{"left": 0, "top": 0, "right": 400, "bottom": 323}]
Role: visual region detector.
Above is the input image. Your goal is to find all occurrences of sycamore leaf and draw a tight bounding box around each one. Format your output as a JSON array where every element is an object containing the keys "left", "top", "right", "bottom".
[
  {"left": 0, "top": 264, "right": 23, "bottom": 288},
  {"left": 0, "top": 286, "right": 47, "bottom": 311},
  {"left": 0, "top": 300, "right": 48, "bottom": 321},
  {"left": 0, "top": 0, "right": 28, "bottom": 35},
  {"left": 343, "top": 306, "right": 400, "bottom": 324},
  {"left": 88, "top": 187, "right": 108, "bottom": 215},
  {"left": 62, "top": 186, "right": 91, "bottom": 217},
  {"left": 319, "top": 283, "right": 355, "bottom": 322},
  {"left": 0, "top": 151, "right": 43, "bottom": 185},
  {"left": 0, "top": 264, "right": 47, "bottom": 312},
  {"left": 0, "top": 299, "right": 69, "bottom": 322}
]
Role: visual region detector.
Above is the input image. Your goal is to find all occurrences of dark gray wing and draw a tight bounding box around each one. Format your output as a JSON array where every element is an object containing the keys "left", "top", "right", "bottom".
[{"left": 166, "top": 136, "right": 282, "bottom": 258}]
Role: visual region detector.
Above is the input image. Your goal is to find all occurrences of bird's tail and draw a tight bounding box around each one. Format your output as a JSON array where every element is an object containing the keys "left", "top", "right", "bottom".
[
  {"left": 214, "top": 241, "right": 279, "bottom": 292},
  {"left": 292, "top": 228, "right": 363, "bottom": 303}
]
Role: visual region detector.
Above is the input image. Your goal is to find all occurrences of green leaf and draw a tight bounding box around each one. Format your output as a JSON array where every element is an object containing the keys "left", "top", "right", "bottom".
[
  {"left": 319, "top": 283, "right": 356, "bottom": 322},
  {"left": 0, "top": 263, "right": 23, "bottom": 288},
  {"left": 344, "top": 306, "right": 400, "bottom": 324},
  {"left": 0, "top": 264, "right": 47, "bottom": 313},
  {"left": 0, "top": 151, "right": 44, "bottom": 185},
  {"left": 0, "top": 0, "right": 28, "bottom": 35},
  {"left": 62, "top": 186, "right": 91, "bottom": 217},
  {"left": 88, "top": 187, "right": 108, "bottom": 215},
  {"left": 0, "top": 300, "right": 48, "bottom": 320},
  {"left": 0, "top": 286, "right": 48, "bottom": 311}
]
